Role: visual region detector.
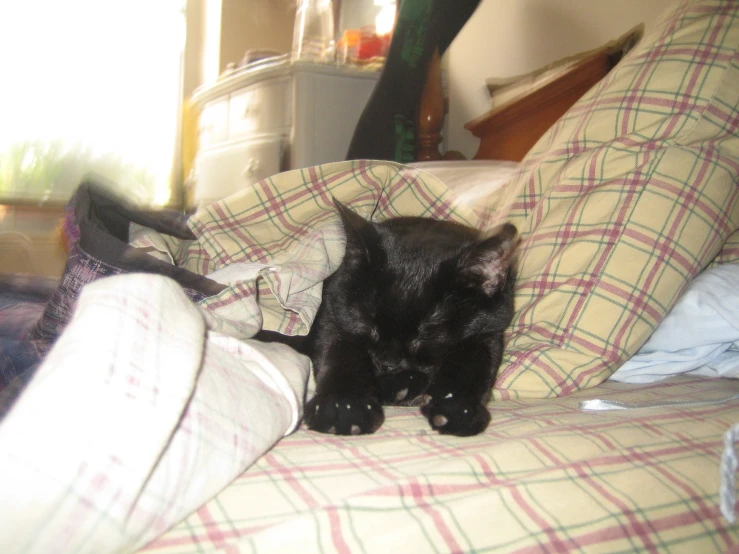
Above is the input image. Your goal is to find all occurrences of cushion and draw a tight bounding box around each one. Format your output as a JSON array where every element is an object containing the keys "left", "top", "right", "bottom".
[{"left": 493, "top": 0, "right": 739, "bottom": 399}]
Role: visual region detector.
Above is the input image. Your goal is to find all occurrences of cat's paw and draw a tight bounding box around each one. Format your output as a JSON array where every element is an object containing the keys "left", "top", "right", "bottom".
[
  {"left": 420, "top": 389, "right": 491, "bottom": 437},
  {"left": 304, "top": 393, "right": 384, "bottom": 435},
  {"left": 379, "top": 371, "right": 430, "bottom": 406}
]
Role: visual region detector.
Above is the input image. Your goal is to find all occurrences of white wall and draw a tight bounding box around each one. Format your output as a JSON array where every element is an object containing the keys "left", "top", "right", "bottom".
[
  {"left": 219, "top": 0, "right": 295, "bottom": 73},
  {"left": 446, "top": 0, "right": 681, "bottom": 158},
  {"left": 184, "top": 0, "right": 295, "bottom": 97}
]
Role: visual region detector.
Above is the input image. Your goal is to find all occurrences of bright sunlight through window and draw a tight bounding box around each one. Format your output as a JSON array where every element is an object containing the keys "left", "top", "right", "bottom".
[{"left": 0, "top": 0, "right": 185, "bottom": 206}]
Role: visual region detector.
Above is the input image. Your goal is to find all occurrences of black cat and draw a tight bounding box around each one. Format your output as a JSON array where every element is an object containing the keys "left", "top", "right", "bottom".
[{"left": 258, "top": 200, "right": 517, "bottom": 437}]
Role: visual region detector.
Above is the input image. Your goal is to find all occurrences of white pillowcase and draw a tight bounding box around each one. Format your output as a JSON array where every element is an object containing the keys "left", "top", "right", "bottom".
[{"left": 611, "top": 263, "right": 739, "bottom": 383}]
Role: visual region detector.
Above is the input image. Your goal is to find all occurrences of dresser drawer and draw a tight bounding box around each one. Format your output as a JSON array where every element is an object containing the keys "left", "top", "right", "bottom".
[
  {"left": 198, "top": 98, "right": 229, "bottom": 149},
  {"left": 192, "top": 136, "right": 284, "bottom": 207},
  {"left": 228, "top": 77, "right": 291, "bottom": 140}
]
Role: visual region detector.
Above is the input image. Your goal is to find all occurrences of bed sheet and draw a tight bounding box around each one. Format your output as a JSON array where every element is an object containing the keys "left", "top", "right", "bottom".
[{"left": 140, "top": 375, "right": 739, "bottom": 553}]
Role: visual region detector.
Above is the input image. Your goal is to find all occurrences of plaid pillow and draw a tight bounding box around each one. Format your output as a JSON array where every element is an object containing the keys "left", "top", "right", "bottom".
[{"left": 494, "top": 0, "right": 739, "bottom": 399}]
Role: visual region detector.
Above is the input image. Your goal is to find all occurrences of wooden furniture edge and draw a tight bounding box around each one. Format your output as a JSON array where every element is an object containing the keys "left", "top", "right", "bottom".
[
  {"left": 416, "top": 49, "right": 445, "bottom": 161},
  {"left": 463, "top": 51, "right": 613, "bottom": 161}
]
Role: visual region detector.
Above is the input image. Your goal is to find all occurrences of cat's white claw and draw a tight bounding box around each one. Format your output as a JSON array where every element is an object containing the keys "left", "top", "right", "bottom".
[
  {"left": 463, "top": 409, "right": 469, "bottom": 414},
  {"left": 335, "top": 402, "right": 339, "bottom": 408},
  {"left": 351, "top": 425, "right": 361, "bottom": 435},
  {"left": 366, "top": 404, "right": 373, "bottom": 410},
  {"left": 445, "top": 393, "right": 454, "bottom": 399},
  {"left": 432, "top": 414, "right": 448, "bottom": 427},
  {"left": 421, "top": 394, "right": 432, "bottom": 406},
  {"left": 347, "top": 403, "right": 351, "bottom": 409},
  {"left": 396, "top": 388, "right": 409, "bottom": 401}
]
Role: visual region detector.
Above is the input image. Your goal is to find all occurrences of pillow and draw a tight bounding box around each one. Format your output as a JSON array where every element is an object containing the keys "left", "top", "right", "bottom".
[{"left": 493, "top": 0, "right": 739, "bottom": 399}]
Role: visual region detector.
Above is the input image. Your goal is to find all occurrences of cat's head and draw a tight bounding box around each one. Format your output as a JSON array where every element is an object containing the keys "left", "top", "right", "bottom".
[{"left": 328, "top": 200, "right": 517, "bottom": 378}]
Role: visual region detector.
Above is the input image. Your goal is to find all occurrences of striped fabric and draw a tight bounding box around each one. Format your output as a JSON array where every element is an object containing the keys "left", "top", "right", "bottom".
[
  {"left": 0, "top": 274, "right": 310, "bottom": 554},
  {"left": 495, "top": 0, "right": 739, "bottom": 399},
  {"left": 139, "top": 375, "right": 739, "bottom": 553}
]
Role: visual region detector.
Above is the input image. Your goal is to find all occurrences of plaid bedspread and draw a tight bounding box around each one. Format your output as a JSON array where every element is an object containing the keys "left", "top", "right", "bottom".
[{"left": 140, "top": 375, "right": 739, "bottom": 553}]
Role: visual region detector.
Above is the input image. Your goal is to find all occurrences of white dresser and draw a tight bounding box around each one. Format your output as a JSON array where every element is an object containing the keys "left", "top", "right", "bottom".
[{"left": 190, "top": 60, "right": 379, "bottom": 207}]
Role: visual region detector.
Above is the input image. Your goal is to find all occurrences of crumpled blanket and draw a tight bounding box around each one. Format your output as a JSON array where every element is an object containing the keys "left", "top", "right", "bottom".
[
  {"left": 0, "top": 273, "right": 310, "bottom": 554},
  {"left": 141, "top": 160, "right": 485, "bottom": 339},
  {"left": 611, "top": 262, "right": 739, "bottom": 383},
  {"left": 0, "top": 160, "right": 484, "bottom": 553}
]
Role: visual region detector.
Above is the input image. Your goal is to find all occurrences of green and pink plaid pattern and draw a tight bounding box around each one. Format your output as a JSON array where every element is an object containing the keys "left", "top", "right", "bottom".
[
  {"left": 496, "top": 0, "right": 739, "bottom": 399},
  {"left": 140, "top": 375, "right": 739, "bottom": 553}
]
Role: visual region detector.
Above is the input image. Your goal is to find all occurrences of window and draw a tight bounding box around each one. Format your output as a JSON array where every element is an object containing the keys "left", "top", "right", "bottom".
[{"left": 0, "top": 0, "right": 185, "bottom": 207}]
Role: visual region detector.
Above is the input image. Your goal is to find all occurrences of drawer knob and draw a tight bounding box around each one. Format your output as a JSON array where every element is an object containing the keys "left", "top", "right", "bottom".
[
  {"left": 243, "top": 102, "right": 260, "bottom": 118},
  {"left": 242, "top": 158, "right": 260, "bottom": 178}
]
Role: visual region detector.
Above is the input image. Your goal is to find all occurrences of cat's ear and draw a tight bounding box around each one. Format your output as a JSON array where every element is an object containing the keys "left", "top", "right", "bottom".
[
  {"left": 458, "top": 223, "right": 518, "bottom": 296},
  {"left": 333, "top": 198, "right": 380, "bottom": 264}
]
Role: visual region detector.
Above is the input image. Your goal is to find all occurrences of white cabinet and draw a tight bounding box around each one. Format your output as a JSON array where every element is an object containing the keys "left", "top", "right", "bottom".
[{"left": 191, "top": 60, "right": 379, "bottom": 207}]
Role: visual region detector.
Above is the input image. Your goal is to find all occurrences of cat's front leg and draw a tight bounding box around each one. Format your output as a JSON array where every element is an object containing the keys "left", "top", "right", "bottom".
[
  {"left": 421, "top": 337, "right": 502, "bottom": 437},
  {"left": 305, "top": 337, "right": 384, "bottom": 435}
]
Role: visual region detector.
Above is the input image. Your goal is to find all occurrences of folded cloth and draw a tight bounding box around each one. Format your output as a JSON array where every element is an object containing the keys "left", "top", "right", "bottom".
[
  {"left": 0, "top": 273, "right": 310, "bottom": 554},
  {"left": 611, "top": 262, "right": 739, "bottom": 383}
]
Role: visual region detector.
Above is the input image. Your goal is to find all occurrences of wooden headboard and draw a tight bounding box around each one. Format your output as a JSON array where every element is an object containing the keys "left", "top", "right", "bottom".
[
  {"left": 416, "top": 46, "right": 627, "bottom": 162},
  {"left": 416, "top": 50, "right": 448, "bottom": 162}
]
